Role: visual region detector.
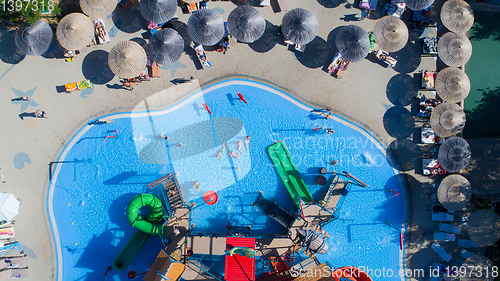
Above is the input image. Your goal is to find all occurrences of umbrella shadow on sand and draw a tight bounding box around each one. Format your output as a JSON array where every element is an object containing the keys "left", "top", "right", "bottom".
[
  {"left": 294, "top": 36, "right": 329, "bottom": 69},
  {"left": 0, "top": 30, "right": 26, "bottom": 64},
  {"left": 112, "top": 5, "right": 147, "bottom": 34},
  {"left": 317, "top": 0, "right": 348, "bottom": 8},
  {"left": 82, "top": 50, "right": 115, "bottom": 85},
  {"left": 386, "top": 73, "right": 420, "bottom": 107},
  {"left": 249, "top": 20, "right": 280, "bottom": 53},
  {"left": 390, "top": 40, "right": 421, "bottom": 74},
  {"left": 383, "top": 106, "right": 415, "bottom": 139},
  {"left": 386, "top": 138, "right": 422, "bottom": 171}
]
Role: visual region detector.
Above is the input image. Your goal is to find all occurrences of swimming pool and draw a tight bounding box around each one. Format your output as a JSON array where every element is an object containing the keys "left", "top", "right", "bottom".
[{"left": 47, "top": 77, "right": 407, "bottom": 280}]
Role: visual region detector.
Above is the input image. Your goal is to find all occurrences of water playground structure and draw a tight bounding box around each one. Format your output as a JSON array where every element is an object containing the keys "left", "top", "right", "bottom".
[{"left": 110, "top": 141, "right": 380, "bottom": 280}]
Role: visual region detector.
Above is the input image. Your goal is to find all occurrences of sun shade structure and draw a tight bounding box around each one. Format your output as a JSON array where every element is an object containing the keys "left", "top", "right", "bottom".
[
  {"left": 0, "top": 193, "right": 20, "bottom": 221},
  {"left": 56, "top": 13, "right": 94, "bottom": 50},
  {"left": 140, "top": 0, "right": 177, "bottom": 24},
  {"left": 461, "top": 255, "right": 494, "bottom": 281},
  {"left": 15, "top": 20, "right": 53, "bottom": 56},
  {"left": 374, "top": 16, "right": 408, "bottom": 52},
  {"left": 441, "top": 0, "right": 474, "bottom": 33},
  {"left": 438, "top": 32, "right": 472, "bottom": 67},
  {"left": 468, "top": 210, "right": 500, "bottom": 247},
  {"left": 281, "top": 8, "right": 319, "bottom": 45},
  {"left": 405, "top": 0, "right": 435, "bottom": 11},
  {"left": 108, "top": 40, "right": 147, "bottom": 79},
  {"left": 187, "top": 9, "right": 225, "bottom": 46},
  {"left": 438, "top": 137, "right": 471, "bottom": 173},
  {"left": 80, "top": 0, "right": 118, "bottom": 19},
  {"left": 430, "top": 102, "right": 466, "bottom": 137},
  {"left": 227, "top": 6, "right": 266, "bottom": 43},
  {"left": 437, "top": 174, "right": 471, "bottom": 211},
  {"left": 147, "top": 28, "right": 184, "bottom": 65},
  {"left": 335, "top": 25, "right": 370, "bottom": 63},
  {"left": 436, "top": 67, "right": 471, "bottom": 102}
]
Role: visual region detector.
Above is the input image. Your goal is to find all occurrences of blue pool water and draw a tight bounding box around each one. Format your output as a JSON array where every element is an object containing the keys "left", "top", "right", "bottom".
[{"left": 48, "top": 78, "right": 407, "bottom": 281}]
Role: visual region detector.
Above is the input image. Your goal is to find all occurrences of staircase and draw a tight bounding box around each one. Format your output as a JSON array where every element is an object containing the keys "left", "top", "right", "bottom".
[{"left": 162, "top": 178, "right": 184, "bottom": 210}]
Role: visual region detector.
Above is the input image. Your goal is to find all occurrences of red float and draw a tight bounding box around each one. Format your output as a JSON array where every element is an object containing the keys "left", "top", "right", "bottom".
[{"left": 203, "top": 190, "right": 218, "bottom": 205}]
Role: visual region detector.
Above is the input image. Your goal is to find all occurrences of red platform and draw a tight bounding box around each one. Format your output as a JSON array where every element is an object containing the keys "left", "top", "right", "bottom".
[{"left": 225, "top": 237, "right": 255, "bottom": 281}]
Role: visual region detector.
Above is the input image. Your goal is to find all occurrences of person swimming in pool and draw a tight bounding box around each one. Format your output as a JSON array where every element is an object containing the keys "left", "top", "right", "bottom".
[
  {"left": 237, "top": 141, "right": 242, "bottom": 152},
  {"left": 231, "top": 150, "right": 239, "bottom": 158}
]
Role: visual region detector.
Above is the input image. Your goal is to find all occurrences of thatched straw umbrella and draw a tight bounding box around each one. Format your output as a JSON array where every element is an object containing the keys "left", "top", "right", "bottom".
[
  {"left": 430, "top": 102, "right": 466, "bottom": 137},
  {"left": 140, "top": 0, "right": 177, "bottom": 24},
  {"left": 108, "top": 40, "right": 147, "bottom": 79},
  {"left": 460, "top": 255, "right": 494, "bottom": 281},
  {"left": 56, "top": 13, "right": 94, "bottom": 50},
  {"left": 441, "top": 0, "right": 474, "bottom": 33},
  {"left": 15, "top": 20, "right": 53, "bottom": 56},
  {"left": 437, "top": 174, "right": 471, "bottom": 211},
  {"left": 281, "top": 8, "right": 319, "bottom": 45},
  {"left": 435, "top": 67, "right": 471, "bottom": 102},
  {"left": 438, "top": 32, "right": 472, "bottom": 67},
  {"left": 187, "top": 9, "right": 225, "bottom": 46},
  {"left": 80, "top": 0, "right": 118, "bottom": 19},
  {"left": 374, "top": 16, "right": 408, "bottom": 52},
  {"left": 336, "top": 25, "right": 370, "bottom": 63},
  {"left": 405, "top": 0, "right": 435, "bottom": 11},
  {"left": 468, "top": 210, "right": 500, "bottom": 247},
  {"left": 227, "top": 5, "right": 266, "bottom": 43},
  {"left": 147, "top": 28, "right": 184, "bottom": 65},
  {"left": 438, "top": 137, "right": 471, "bottom": 173}
]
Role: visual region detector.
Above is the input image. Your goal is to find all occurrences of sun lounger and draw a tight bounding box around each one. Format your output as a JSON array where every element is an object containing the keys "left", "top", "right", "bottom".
[
  {"left": 194, "top": 45, "right": 211, "bottom": 68},
  {"left": 421, "top": 127, "right": 443, "bottom": 144},
  {"left": 432, "top": 213, "right": 454, "bottom": 222},
  {"left": 10, "top": 267, "right": 29, "bottom": 278},
  {"left": 260, "top": 0, "right": 271, "bottom": 6},
  {"left": 434, "top": 232, "right": 456, "bottom": 242},
  {"left": 383, "top": 0, "right": 406, "bottom": 18},
  {"left": 360, "top": 0, "right": 379, "bottom": 11},
  {"left": 432, "top": 242, "right": 452, "bottom": 262},
  {"left": 458, "top": 239, "right": 479, "bottom": 248},
  {"left": 65, "top": 80, "right": 94, "bottom": 92},
  {"left": 432, "top": 205, "right": 453, "bottom": 214},
  {"left": 374, "top": 49, "right": 397, "bottom": 67},
  {"left": 460, "top": 249, "right": 475, "bottom": 259},
  {"left": 295, "top": 44, "right": 306, "bottom": 52},
  {"left": 421, "top": 71, "right": 436, "bottom": 89},
  {"left": 0, "top": 228, "right": 14, "bottom": 240},
  {"left": 439, "top": 223, "right": 461, "bottom": 234},
  {"left": 93, "top": 19, "right": 110, "bottom": 44},
  {"left": 423, "top": 159, "right": 446, "bottom": 176},
  {"left": 0, "top": 242, "right": 22, "bottom": 257}
]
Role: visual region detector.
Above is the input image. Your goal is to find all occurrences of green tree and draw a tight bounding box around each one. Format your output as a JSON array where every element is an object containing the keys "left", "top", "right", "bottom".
[{"left": 1, "top": 0, "right": 61, "bottom": 24}]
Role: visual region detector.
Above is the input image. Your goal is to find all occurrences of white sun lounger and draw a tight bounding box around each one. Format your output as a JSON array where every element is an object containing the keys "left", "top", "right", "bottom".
[
  {"left": 460, "top": 249, "right": 475, "bottom": 259},
  {"left": 93, "top": 19, "right": 110, "bottom": 44},
  {"left": 9, "top": 266, "right": 29, "bottom": 278},
  {"left": 458, "top": 239, "right": 479, "bottom": 248},
  {"left": 434, "top": 232, "right": 456, "bottom": 242},
  {"left": 439, "top": 223, "right": 461, "bottom": 234},
  {"left": 432, "top": 213, "right": 454, "bottom": 222},
  {"left": 432, "top": 242, "right": 452, "bottom": 262}
]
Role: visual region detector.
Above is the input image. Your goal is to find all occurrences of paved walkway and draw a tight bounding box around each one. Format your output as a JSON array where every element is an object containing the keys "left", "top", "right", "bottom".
[{"left": 0, "top": 0, "right": 465, "bottom": 280}]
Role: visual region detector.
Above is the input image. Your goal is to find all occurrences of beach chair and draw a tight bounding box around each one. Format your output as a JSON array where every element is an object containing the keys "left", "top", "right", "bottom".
[
  {"left": 260, "top": 0, "right": 271, "bottom": 6},
  {"left": 434, "top": 232, "right": 456, "bottom": 242},
  {"left": 359, "top": 0, "right": 379, "bottom": 11},
  {"left": 439, "top": 223, "right": 461, "bottom": 234},
  {"left": 459, "top": 249, "right": 475, "bottom": 259},
  {"left": 194, "top": 45, "right": 211, "bottom": 68},
  {"left": 374, "top": 49, "right": 397, "bottom": 67},
  {"left": 423, "top": 159, "right": 446, "bottom": 176},
  {"left": 458, "top": 239, "right": 479, "bottom": 248},
  {"left": 328, "top": 52, "right": 343, "bottom": 74},
  {"left": 432, "top": 204, "right": 453, "bottom": 214},
  {"left": 93, "top": 19, "right": 110, "bottom": 44},
  {"left": 431, "top": 242, "right": 452, "bottom": 262},
  {"left": 432, "top": 213, "right": 454, "bottom": 222},
  {"left": 421, "top": 127, "right": 443, "bottom": 144},
  {"left": 383, "top": 0, "right": 406, "bottom": 18},
  {"left": 10, "top": 267, "right": 29, "bottom": 278},
  {"left": 65, "top": 80, "right": 93, "bottom": 92},
  {"left": 421, "top": 71, "right": 437, "bottom": 89}
]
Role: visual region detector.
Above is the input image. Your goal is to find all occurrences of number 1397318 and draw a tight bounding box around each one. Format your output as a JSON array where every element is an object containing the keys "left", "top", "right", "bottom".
[{"left": 2, "top": 0, "right": 55, "bottom": 12}]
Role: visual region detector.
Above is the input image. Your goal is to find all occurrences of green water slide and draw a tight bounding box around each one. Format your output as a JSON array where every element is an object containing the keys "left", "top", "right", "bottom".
[
  {"left": 267, "top": 141, "right": 313, "bottom": 208},
  {"left": 113, "top": 193, "right": 166, "bottom": 271}
]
